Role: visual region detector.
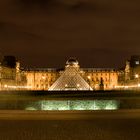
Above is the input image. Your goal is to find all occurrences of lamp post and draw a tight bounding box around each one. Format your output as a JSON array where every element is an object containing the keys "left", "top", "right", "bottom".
[
  {"left": 135, "top": 74, "right": 139, "bottom": 89},
  {"left": 135, "top": 74, "right": 139, "bottom": 79}
]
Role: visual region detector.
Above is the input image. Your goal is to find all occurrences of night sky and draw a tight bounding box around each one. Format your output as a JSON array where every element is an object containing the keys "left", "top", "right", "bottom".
[{"left": 0, "top": 0, "right": 140, "bottom": 68}]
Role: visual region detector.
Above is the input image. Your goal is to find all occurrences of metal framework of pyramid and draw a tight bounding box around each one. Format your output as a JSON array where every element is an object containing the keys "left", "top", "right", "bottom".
[{"left": 49, "top": 59, "right": 92, "bottom": 91}]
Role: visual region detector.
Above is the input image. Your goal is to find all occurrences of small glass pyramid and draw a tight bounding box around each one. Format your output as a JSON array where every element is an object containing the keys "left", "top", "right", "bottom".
[{"left": 49, "top": 58, "right": 92, "bottom": 91}]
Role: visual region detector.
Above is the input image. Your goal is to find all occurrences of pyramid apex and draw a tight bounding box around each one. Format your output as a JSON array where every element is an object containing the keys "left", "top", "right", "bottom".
[{"left": 66, "top": 57, "right": 79, "bottom": 66}]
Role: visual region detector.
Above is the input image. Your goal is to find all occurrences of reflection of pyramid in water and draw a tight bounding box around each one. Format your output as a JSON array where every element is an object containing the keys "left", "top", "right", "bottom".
[{"left": 49, "top": 58, "right": 92, "bottom": 91}]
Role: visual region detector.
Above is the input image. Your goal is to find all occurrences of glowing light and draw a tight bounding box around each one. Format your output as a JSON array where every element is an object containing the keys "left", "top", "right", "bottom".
[
  {"left": 124, "top": 86, "right": 128, "bottom": 89},
  {"left": 42, "top": 76, "right": 46, "bottom": 80},
  {"left": 135, "top": 74, "right": 139, "bottom": 78},
  {"left": 27, "top": 100, "right": 119, "bottom": 111},
  {"left": 3, "top": 85, "right": 32, "bottom": 89},
  {"left": 115, "top": 84, "right": 140, "bottom": 89},
  {"left": 4, "top": 85, "right": 8, "bottom": 88},
  {"left": 136, "top": 61, "right": 139, "bottom": 65},
  {"left": 25, "top": 107, "right": 37, "bottom": 111},
  {"left": 87, "top": 76, "right": 91, "bottom": 79},
  {"left": 77, "top": 84, "right": 80, "bottom": 87}
]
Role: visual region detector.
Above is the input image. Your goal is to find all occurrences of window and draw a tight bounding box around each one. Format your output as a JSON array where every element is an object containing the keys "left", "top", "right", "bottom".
[{"left": 135, "top": 61, "right": 139, "bottom": 65}]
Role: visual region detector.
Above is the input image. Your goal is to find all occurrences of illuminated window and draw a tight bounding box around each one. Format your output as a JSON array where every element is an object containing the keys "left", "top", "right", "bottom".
[{"left": 135, "top": 61, "right": 139, "bottom": 65}]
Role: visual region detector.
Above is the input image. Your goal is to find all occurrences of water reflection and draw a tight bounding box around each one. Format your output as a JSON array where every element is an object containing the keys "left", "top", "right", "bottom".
[{"left": 25, "top": 100, "right": 120, "bottom": 111}]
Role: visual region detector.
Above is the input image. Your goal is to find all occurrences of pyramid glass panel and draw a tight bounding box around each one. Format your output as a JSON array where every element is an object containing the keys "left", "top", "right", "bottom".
[{"left": 49, "top": 58, "right": 92, "bottom": 91}]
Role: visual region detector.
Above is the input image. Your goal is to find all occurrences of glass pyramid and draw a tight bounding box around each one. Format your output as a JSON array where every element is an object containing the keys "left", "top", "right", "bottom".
[{"left": 49, "top": 58, "right": 92, "bottom": 91}]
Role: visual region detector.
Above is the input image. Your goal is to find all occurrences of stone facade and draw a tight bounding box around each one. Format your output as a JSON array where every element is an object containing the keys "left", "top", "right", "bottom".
[
  {"left": 0, "top": 56, "right": 122, "bottom": 91},
  {"left": 25, "top": 59, "right": 119, "bottom": 90},
  {"left": 0, "top": 56, "right": 27, "bottom": 90},
  {"left": 122, "top": 55, "right": 140, "bottom": 87},
  {"left": 81, "top": 68, "right": 118, "bottom": 90},
  {"left": 24, "top": 69, "right": 60, "bottom": 90},
  {"left": 0, "top": 64, "right": 26, "bottom": 90},
  {"left": 0, "top": 66, "right": 16, "bottom": 90}
]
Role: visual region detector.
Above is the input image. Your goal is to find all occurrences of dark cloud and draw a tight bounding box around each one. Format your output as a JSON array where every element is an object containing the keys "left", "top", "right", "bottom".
[
  {"left": 0, "top": 0, "right": 140, "bottom": 68},
  {"left": 20, "top": 0, "right": 50, "bottom": 4},
  {"left": 0, "top": 21, "right": 42, "bottom": 41}
]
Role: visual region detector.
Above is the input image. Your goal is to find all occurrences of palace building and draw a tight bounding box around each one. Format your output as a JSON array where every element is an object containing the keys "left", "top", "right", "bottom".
[
  {"left": 1, "top": 55, "right": 134, "bottom": 91},
  {"left": 0, "top": 56, "right": 26, "bottom": 90},
  {"left": 24, "top": 58, "right": 119, "bottom": 90},
  {"left": 123, "top": 55, "right": 140, "bottom": 87}
]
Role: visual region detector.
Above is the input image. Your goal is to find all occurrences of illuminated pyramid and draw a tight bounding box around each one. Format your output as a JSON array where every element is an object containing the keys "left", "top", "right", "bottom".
[{"left": 49, "top": 58, "right": 92, "bottom": 91}]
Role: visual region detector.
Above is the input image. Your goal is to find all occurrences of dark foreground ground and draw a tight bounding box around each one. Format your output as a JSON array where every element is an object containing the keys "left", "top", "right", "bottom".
[{"left": 0, "top": 110, "right": 140, "bottom": 140}]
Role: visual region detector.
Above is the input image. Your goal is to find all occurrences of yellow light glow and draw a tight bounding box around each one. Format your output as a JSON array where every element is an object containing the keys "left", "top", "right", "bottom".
[
  {"left": 115, "top": 84, "right": 140, "bottom": 89},
  {"left": 77, "top": 84, "right": 80, "bottom": 87},
  {"left": 65, "top": 84, "right": 68, "bottom": 87},
  {"left": 135, "top": 74, "right": 139, "bottom": 78},
  {"left": 4, "top": 85, "right": 8, "bottom": 88},
  {"left": 3, "top": 85, "right": 32, "bottom": 89},
  {"left": 87, "top": 76, "right": 91, "bottom": 79},
  {"left": 42, "top": 76, "right": 46, "bottom": 79}
]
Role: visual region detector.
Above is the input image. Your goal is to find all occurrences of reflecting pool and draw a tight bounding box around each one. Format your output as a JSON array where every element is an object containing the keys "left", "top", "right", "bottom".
[{"left": 25, "top": 100, "right": 120, "bottom": 111}]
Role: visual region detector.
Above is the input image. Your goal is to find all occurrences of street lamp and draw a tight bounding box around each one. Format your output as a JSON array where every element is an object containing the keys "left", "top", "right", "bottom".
[{"left": 135, "top": 74, "right": 139, "bottom": 89}]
